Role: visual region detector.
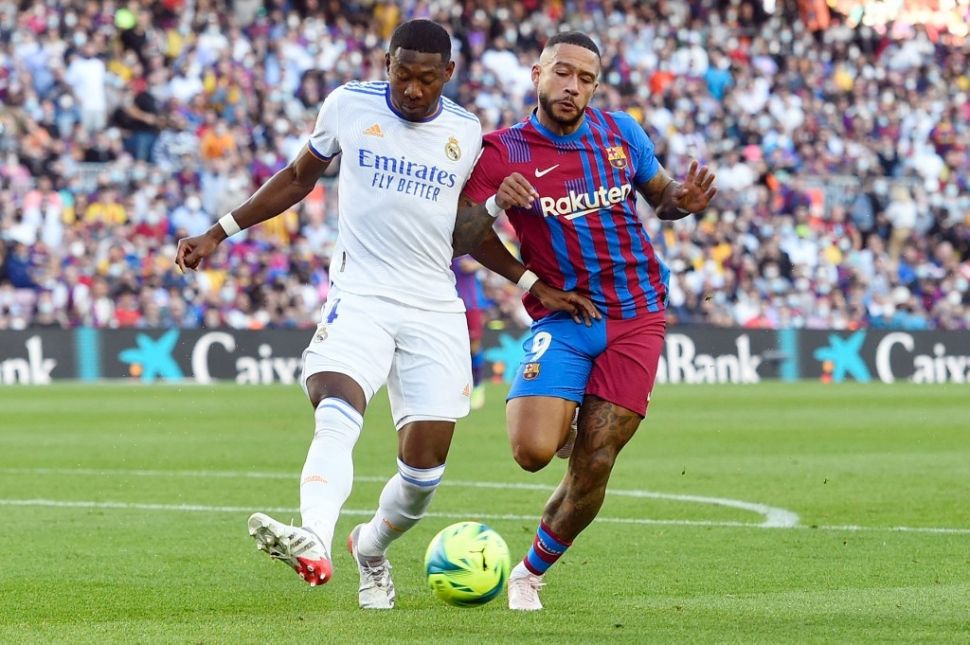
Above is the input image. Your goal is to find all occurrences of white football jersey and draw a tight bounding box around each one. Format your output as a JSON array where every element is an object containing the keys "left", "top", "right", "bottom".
[{"left": 308, "top": 81, "right": 482, "bottom": 312}]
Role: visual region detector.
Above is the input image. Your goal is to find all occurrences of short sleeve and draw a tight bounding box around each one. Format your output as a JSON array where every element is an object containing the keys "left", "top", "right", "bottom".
[
  {"left": 461, "top": 136, "right": 506, "bottom": 204},
  {"left": 307, "top": 87, "right": 342, "bottom": 161},
  {"left": 615, "top": 112, "right": 659, "bottom": 184}
]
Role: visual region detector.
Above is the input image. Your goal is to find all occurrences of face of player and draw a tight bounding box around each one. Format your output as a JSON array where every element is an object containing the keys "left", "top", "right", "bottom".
[
  {"left": 533, "top": 43, "right": 600, "bottom": 133},
  {"left": 385, "top": 48, "right": 455, "bottom": 121}
]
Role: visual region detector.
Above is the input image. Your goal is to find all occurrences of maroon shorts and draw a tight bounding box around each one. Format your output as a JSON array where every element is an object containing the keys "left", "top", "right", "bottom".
[
  {"left": 508, "top": 310, "right": 665, "bottom": 417},
  {"left": 587, "top": 311, "right": 665, "bottom": 416},
  {"left": 465, "top": 308, "right": 485, "bottom": 343}
]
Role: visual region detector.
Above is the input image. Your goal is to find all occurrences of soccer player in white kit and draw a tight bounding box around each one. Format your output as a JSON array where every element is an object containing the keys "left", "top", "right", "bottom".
[{"left": 175, "top": 20, "right": 482, "bottom": 609}]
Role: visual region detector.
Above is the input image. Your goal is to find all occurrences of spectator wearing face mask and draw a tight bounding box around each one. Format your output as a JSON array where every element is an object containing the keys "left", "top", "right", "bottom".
[
  {"left": 170, "top": 194, "right": 210, "bottom": 237},
  {"left": 0, "top": 0, "right": 965, "bottom": 332}
]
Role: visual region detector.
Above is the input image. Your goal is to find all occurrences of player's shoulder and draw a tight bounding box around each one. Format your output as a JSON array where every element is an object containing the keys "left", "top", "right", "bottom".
[
  {"left": 482, "top": 119, "right": 528, "bottom": 146},
  {"left": 341, "top": 80, "right": 389, "bottom": 96},
  {"left": 587, "top": 108, "right": 643, "bottom": 137},
  {"left": 324, "top": 81, "right": 387, "bottom": 107},
  {"left": 440, "top": 96, "right": 481, "bottom": 129}
]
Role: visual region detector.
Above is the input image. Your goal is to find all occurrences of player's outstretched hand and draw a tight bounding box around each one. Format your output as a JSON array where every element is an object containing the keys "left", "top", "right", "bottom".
[
  {"left": 531, "top": 281, "right": 601, "bottom": 326},
  {"left": 496, "top": 172, "right": 540, "bottom": 210},
  {"left": 674, "top": 160, "right": 717, "bottom": 214},
  {"left": 175, "top": 231, "right": 221, "bottom": 273}
]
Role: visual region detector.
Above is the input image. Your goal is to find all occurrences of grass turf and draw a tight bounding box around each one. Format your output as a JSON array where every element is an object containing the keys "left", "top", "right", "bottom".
[{"left": 0, "top": 382, "right": 968, "bottom": 643}]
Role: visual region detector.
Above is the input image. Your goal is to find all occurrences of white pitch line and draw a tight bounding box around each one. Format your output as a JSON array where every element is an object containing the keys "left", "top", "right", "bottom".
[
  {"left": 0, "top": 466, "right": 799, "bottom": 528},
  {"left": 0, "top": 499, "right": 968, "bottom": 535},
  {"left": 0, "top": 467, "right": 297, "bottom": 480},
  {"left": 0, "top": 498, "right": 755, "bottom": 529},
  {"left": 817, "top": 524, "right": 970, "bottom": 535}
]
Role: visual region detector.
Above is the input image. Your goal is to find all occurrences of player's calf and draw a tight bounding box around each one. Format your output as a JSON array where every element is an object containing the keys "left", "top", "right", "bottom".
[
  {"left": 549, "top": 397, "right": 642, "bottom": 537},
  {"left": 356, "top": 458, "right": 446, "bottom": 553}
]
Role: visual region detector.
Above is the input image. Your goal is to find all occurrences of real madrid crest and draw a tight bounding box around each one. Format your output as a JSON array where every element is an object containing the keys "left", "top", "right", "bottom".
[
  {"left": 445, "top": 135, "right": 461, "bottom": 161},
  {"left": 606, "top": 145, "right": 627, "bottom": 169}
]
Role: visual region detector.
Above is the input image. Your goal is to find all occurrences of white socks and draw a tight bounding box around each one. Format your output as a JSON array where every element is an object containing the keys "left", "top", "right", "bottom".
[
  {"left": 356, "top": 458, "right": 445, "bottom": 558},
  {"left": 299, "top": 398, "right": 363, "bottom": 555},
  {"left": 298, "top": 398, "right": 445, "bottom": 560},
  {"left": 510, "top": 561, "right": 533, "bottom": 579}
]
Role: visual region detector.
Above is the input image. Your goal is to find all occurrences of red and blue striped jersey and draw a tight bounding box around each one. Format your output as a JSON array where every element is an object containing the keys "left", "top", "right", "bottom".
[{"left": 464, "top": 109, "right": 670, "bottom": 321}]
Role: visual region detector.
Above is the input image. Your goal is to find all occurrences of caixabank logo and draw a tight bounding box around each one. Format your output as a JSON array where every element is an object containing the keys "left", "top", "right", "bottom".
[
  {"left": 4, "top": 327, "right": 967, "bottom": 385},
  {"left": 0, "top": 334, "right": 68, "bottom": 384},
  {"left": 809, "top": 330, "right": 970, "bottom": 384},
  {"left": 813, "top": 330, "right": 871, "bottom": 383},
  {"left": 117, "top": 330, "right": 184, "bottom": 381},
  {"left": 106, "top": 330, "right": 305, "bottom": 384}
]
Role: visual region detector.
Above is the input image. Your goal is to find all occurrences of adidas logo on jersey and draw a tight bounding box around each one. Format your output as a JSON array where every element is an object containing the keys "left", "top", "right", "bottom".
[
  {"left": 539, "top": 183, "right": 633, "bottom": 220},
  {"left": 363, "top": 123, "right": 384, "bottom": 137}
]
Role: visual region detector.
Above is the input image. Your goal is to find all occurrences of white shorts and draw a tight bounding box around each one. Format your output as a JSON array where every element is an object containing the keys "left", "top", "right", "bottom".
[{"left": 301, "top": 287, "right": 472, "bottom": 429}]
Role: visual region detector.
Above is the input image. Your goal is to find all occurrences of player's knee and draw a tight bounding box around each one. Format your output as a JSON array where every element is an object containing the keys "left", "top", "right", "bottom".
[
  {"left": 313, "top": 397, "right": 363, "bottom": 445},
  {"left": 575, "top": 448, "right": 615, "bottom": 485},
  {"left": 511, "top": 444, "right": 553, "bottom": 473},
  {"left": 306, "top": 372, "right": 366, "bottom": 411}
]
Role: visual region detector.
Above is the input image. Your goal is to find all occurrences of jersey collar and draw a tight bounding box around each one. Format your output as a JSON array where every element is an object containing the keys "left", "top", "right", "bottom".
[
  {"left": 529, "top": 109, "right": 590, "bottom": 143},
  {"left": 384, "top": 85, "right": 443, "bottom": 123}
]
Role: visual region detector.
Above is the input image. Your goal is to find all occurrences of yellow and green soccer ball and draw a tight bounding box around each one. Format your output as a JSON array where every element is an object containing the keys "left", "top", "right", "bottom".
[{"left": 424, "top": 521, "right": 510, "bottom": 607}]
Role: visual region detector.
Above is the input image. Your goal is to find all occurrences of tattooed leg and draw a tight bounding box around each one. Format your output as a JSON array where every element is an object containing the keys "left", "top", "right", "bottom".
[{"left": 541, "top": 395, "right": 643, "bottom": 541}]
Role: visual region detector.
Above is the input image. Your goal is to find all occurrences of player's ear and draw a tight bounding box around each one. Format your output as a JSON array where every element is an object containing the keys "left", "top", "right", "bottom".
[
  {"left": 384, "top": 52, "right": 392, "bottom": 75},
  {"left": 443, "top": 60, "right": 455, "bottom": 83},
  {"left": 531, "top": 64, "right": 541, "bottom": 87}
]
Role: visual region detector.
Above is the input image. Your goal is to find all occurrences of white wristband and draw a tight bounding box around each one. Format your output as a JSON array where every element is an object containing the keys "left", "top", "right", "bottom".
[
  {"left": 484, "top": 194, "right": 504, "bottom": 218},
  {"left": 517, "top": 269, "right": 539, "bottom": 292},
  {"left": 218, "top": 213, "right": 241, "bottom": 237},
  {"left": 676, "top": 206, "right": 692, "bottom": 215}
]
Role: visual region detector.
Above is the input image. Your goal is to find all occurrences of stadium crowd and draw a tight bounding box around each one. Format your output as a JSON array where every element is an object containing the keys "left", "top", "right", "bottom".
[{"left": 1, "top": 0, "right": 968, "bottom": 331}]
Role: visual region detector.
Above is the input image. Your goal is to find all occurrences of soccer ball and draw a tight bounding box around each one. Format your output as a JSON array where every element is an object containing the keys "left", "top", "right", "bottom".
[{"left": 424, "top": 521, "right": 510, "bottom": 607}]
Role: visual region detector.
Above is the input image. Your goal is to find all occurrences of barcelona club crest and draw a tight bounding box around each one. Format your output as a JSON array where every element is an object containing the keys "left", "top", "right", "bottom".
[
  {"left": 522, "top": 362, "right": 541, "bottom": 380},
  {"left": 445, "top": 136, "right": 461, "bottom": 161},
  {"left": 606, "top": 145, "right": 627, "bottom": 169}
]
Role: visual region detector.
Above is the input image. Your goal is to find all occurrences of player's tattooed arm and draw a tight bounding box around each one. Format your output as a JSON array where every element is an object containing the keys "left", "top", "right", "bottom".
[
  {"left": 453, "top": 172, "right": 540, "bottom": 256},
  {"left": 452, "top": 194, "right": 497, "bottom": 257},
  {"left": 470, "top": 228, "right": 600, "bottom": 326},
  {"left": 637, "top": 160, "right": 717, "bottom": 221},
  {"left": 467, "top": 227, "right": 523, "bottom": 282}
]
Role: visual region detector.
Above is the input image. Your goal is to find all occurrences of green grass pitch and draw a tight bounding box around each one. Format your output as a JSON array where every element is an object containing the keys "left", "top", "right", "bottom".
[{"left": 1, "top": 382, "right": 968, "bottom": 643}]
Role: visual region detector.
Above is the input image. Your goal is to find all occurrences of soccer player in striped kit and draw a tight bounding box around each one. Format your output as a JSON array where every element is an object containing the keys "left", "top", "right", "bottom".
[{"left": 458, "top": 31, "right": 717, "bottom": 610}]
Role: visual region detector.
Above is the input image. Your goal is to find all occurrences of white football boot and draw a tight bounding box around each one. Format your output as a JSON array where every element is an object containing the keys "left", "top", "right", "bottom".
[
  {"left": 248, "top": 512, "right": 332, "bottom": 586},
  {"left": 347, "top": 524, "right": 396, "bottom": 609},
  {"left": 507, "top": 564, "right": 545, "bottom": 611},
  {"left": 556, "top": 409, "right": 579, "bottom": 459}
]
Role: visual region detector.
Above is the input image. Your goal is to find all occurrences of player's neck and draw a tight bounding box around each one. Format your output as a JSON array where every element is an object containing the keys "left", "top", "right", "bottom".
[
  {"left": 387, "top": 93, "right": 442, "bottom": 122},
  {"left": 535, "top": 108, "right": 585, "bottom": 137}
]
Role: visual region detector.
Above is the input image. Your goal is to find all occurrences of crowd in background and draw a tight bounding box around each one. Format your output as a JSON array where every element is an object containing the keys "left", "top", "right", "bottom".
[{"left": 1, "top": 0, "right": 968, "bottom": 331}]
